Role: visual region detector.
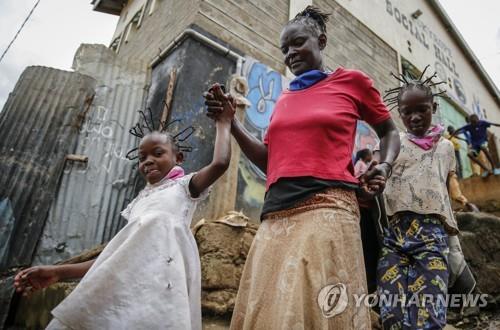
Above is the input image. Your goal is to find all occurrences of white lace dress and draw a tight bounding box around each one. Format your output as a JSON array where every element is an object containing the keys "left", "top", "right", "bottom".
[{"left": 48, "top": 173, "right": 208, "bottom": 330}]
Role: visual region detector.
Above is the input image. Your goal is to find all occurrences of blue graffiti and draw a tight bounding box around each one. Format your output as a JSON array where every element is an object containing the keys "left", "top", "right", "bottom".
[
  {"left": 354, "top": 121, "right": 379, "bottom": 154},
  {"left": 246, "top": 63, "right": 283, "bottom": 130}
]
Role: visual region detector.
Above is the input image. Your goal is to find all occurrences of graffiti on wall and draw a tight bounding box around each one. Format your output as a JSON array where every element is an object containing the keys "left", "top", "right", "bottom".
[
  {"left": 246, "top": 62, "right": 283, "bottom": 131},
  {"left": 71, "top": 104, "right": 128, "bottom": 175},
  {"left": 235, "top": 60, "right": 288, "bottom": 217},
  {"left": 355, "top": 122, "right": 379, "bottom": 153}
]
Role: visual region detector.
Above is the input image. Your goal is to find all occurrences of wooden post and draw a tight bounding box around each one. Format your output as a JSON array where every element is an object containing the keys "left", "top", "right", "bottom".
[{"left": 161, "top": 68, "right": 177, "bottom": 125}]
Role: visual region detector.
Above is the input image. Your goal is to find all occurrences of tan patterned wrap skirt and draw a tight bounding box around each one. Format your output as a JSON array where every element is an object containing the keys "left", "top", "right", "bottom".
[{"left": 230, "top": 188, "right": 371, "bottom": 329}]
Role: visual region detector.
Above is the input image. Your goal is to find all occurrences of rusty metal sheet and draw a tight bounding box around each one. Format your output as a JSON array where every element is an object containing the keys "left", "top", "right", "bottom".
[
  {"left": 32, "top": 45, "right": 148, "bottom": 265},
  {"left": 0, "top": 66, "right": 96, "bottom": 270}
]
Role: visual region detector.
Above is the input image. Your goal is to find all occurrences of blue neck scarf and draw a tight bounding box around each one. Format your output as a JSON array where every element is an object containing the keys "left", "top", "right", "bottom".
[{"left": 289, "top": 69, "right": 329, "bottom": 91}]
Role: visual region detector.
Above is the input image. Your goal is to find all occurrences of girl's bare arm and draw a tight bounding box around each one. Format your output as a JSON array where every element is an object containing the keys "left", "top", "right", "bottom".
[
  {"left": 14, "top": 259, "right": 95, "bottom": 295},
  {"left": 189, "top": 85, "right": 232, "bottom": 197},
  {"left": 229, "top": 117, "right": 268, "bottom": 173},
  {"left": 204, "top": 89, "right": 268, "bottom": 173}
]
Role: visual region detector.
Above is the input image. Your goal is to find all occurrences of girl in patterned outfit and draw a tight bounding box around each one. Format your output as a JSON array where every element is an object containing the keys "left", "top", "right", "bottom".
[
  {"left": 378, "top": 71, "right": 458, "bottom": 329},
  {"left": 14, "top": 88, "right": 233, "bottom": 330}
]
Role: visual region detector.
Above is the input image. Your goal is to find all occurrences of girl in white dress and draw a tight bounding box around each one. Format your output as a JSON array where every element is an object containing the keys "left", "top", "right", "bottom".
[{"left": 14, "top": 85, "right": 233, "bottom": 329}]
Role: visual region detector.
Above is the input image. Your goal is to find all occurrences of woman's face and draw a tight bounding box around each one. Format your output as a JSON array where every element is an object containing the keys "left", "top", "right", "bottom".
[
  {"left": 398, "top": 89, "right": 436, "bottom": 137},
  {"left": 280, "top": 23, "right": 326, "bottom": 76}
]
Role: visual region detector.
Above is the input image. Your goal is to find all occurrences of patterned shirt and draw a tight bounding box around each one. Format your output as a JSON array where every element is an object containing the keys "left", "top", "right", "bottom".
[{"left": 383, "top": 133, "right": 458, "bottom": 234}]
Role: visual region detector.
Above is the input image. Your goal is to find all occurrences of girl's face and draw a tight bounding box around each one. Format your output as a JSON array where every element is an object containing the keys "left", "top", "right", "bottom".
[
  {"left": 280, "top": 23, "right": 326, "bottom": 76},
  {"left": 138, "top": 133, "right": 183, "bottom": 184},
  {"left": 398, "top": 88, "right": 436, "bottom": 137}
]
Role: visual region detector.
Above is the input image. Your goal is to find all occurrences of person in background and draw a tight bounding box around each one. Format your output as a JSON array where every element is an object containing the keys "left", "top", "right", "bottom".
[
  {"left": 453, "top": 114, "right": 500, "bottom": 176},
  {"left": 444, "top": 125, "right": 464, "bottom": 178},
  {"left": 354, "top": 148, "right": 374, "bottom": 178}
]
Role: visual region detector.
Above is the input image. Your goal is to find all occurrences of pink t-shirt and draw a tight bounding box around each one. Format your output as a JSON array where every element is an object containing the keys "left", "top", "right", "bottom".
[{"left": 264, "top": 68, "right": 390, "bottom": 190}]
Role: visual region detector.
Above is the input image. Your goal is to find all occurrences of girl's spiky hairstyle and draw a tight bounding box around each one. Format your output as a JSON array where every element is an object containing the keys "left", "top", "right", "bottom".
[
  {"left": 383, "top": 65, "right": 447, "bottom": 112},
  {"left": 287, "top": 5, "right": 331, "bottom": 36},
  {"left": 126, "top": 108, "right": 195, "bottom": 160}
]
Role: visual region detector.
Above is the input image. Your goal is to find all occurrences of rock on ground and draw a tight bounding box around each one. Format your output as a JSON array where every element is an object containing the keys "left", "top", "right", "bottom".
[
  {"left": 456, "top": 212, "right": 500, "bottom": 304},
  {"left": 193, "top": 211, "right": 258, "bottom": 315}
]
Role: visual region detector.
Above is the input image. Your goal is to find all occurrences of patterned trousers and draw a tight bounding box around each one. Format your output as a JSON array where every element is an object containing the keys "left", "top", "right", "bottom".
[{"left": 377, "top": 212, "right": 449, "bottom": 330}]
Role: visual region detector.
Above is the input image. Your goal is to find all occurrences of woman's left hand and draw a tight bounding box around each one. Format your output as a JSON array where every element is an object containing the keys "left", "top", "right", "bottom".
[{"left": 359, "top": 163, "right": 390, "bottom": 197}]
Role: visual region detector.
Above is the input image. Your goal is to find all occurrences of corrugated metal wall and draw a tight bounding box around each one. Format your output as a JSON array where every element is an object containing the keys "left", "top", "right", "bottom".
[
  {"left": 0, "top": 66, "right": 96, "bottom": 270},
  {"left": 32, "top": 44, "right": 148, "bottom": 265},
  {"left": 0, "top": 67, "right": 96, "bottom": 326}
]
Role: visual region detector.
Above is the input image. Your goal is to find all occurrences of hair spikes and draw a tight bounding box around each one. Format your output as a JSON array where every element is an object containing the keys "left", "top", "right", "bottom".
[
  {"left": 173, "top": 126, "right": 195, "bottom": 142},
  {"left": 384, "top": 87, "right": 403, "bottom": 93},
  {"left": 160, "top": 118, "right": 181, "bottom": 132},
  {"left": 388, "top": 104, "right": 399, "bottom": 112},
  {"left": 418, "top": 65, "right": 430, "bottom": 81},
  {"left": 422, "top": 72, "right": 438, "bottom": 85},
  {"left": 383, "top": 98, "right": 400, "bottom": 106},
  {"left": 383, "top": 90, "right": 401, "bottom": 98},
  {"left": 138, "top": 110, "right": 151, "bottom": 132},
  {"left": 125, "top": 108, "right": 196, "bottom": 161},
  {"left": 383, "top": 93, "right": 400, "bottom": 101},
  {"left": 148, "top": 107, "right": 155, "bottom": 131},
  {"left": 433, "top": 90, "right": 447, "bottom": 97},
  {"left": 129, "top": 124, "right": 143, "bottom": 138},
  {"left": 385, "top": 65, "right": 447, "bottom": 112},
  {"left": 385, "top": 99, "right": 400, "bottom": 107},
  {"left": 390, "top": 72, "right": 408, "bottom": 84},
  {"left": 428, "top": 81, "right": 447, "bottom": 87},
  {"left": 125, "top": 147, "right": 139, "bottom": 161}
]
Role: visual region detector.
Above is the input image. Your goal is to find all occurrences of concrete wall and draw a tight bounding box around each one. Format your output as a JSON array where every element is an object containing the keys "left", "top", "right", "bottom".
[
  {"left": 112, "top": 0, "right": 289, "bottom": 74},
  {"left": 112, "top": 0, "right": 199, "bottom": 61},
  {"left": 194, "top": 0, "right": 289, "bottom": 74},
  {"left": 110, "top": 0, "right": 401, "bottom": 128},
  {"left": 315, "top": 0, "right": 399, "bottom": 94},
  {"left": 334, "top": 0, "right": 500, "bottom": 138},
  {"left": 109, "top": 0, "right": 499, "bottom": 134}
]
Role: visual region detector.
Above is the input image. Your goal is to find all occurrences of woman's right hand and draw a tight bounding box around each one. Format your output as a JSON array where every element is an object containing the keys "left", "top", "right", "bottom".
[{"left": 14, "top": 265, "right": 61, "bottom": 296}]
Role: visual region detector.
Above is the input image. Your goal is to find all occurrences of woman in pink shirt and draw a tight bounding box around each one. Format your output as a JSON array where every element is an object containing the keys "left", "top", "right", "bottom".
[{"left": 205, "top": 6, "right": 400, "bottom": 329}]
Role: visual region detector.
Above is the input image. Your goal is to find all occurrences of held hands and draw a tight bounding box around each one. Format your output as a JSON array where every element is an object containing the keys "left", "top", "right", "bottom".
[
  {"left": 14, "top": 266, "right": 61, "bottom": 297},
  {"left": 359, "top": 162, "right": 391, "bottom": 199},
  {"left": 204, "top": 83, "right": 235, "bottom": 124}
]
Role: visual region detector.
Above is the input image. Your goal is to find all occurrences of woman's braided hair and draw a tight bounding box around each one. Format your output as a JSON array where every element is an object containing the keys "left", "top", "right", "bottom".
[{"left": 288, "top": 5, "right": 331, "bottom": 36}]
